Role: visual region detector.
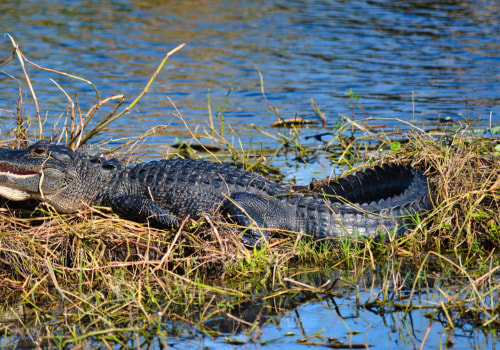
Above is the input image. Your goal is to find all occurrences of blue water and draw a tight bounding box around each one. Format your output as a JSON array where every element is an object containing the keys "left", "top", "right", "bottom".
[
  {"left": 1, "top": 1, "right": 498, "bottom": 147},
  {"left": 0, "top": 1, "right": 499, "bottom": 348}
]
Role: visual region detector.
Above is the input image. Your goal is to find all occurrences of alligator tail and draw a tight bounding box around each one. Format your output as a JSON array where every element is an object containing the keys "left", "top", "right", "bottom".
[
  {"left": 293, "top": 163, "right": 432, "bottom": 241},
  {"left": 235, "top": 164, "right": 432, "bottom": 245}
]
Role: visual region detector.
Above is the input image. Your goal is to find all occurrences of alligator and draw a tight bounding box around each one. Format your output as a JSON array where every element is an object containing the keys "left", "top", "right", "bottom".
[{"left": 0, "top": 140, "right": 431, "bottom": 245}]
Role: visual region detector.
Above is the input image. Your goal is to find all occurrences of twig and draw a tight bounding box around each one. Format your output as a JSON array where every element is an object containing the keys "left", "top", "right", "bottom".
[
  {"left": 6, "top": 34, "right": 42, "bottom": 138},
  {"left": 152, "top": 215, "right": 190, "bottom": 273},
  {"left": 311, "top": 98, "right": 326, "bottom": 127},
  {"left": 0, "top": 46, "right": 16, "bottom": 69},
  {"left": 16, "top": 45, "right": 100, "bottom": 103},
  {"left": 50, "top": 78, "right": 75, "bottom": 133},
  {"left": 257, "top": 69, "right": 282, "bottom": 122},
  {"left": 75, "top": 43, "right": 185, "bottom": 148}
]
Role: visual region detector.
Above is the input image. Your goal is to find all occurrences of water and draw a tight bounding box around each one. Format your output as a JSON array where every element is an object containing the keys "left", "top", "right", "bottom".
[
  {"left": 1, "top": 1, "right": 498, "bottom": 150},
  {"left": 0, "top": 0, "right": 499, "bottom": 348}
]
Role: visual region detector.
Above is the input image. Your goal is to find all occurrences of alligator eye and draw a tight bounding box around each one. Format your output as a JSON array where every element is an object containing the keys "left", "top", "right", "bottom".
[{"left": 32, "top": 147, "right": 48, "bottom": 156}]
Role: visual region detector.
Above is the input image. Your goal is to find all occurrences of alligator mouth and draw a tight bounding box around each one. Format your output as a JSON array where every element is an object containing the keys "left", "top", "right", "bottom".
[{"left": 0, "top": 163, "right": 41, "bottom": 178}]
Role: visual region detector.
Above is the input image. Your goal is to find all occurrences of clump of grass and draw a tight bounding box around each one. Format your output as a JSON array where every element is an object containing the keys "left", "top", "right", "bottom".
[
  {"left": 408, "top": 132, "right": 499, "bottom": 250},
  {"left": 0, "top": 36, "right": 499, "bottom": 348}
]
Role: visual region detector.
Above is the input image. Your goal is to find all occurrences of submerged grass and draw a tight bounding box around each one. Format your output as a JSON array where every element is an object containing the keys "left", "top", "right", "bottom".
[{"left": 0, "top": 38, "right": 498, "bottom": 348}]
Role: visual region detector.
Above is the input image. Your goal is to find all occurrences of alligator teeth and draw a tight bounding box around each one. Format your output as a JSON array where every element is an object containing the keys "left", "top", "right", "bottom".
[{"left": 0, "top": 164, "right": 40, "bottom": 178}]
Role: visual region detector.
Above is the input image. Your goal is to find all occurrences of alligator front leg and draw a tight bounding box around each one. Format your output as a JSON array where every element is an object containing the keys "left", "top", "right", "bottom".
[{"left": 108, "top": 195, "right": 181, "bottom": 228}]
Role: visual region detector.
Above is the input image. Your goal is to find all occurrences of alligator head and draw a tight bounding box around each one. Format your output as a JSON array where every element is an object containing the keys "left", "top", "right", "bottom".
[{"left": 0, "top": 140, "right": 87, "bottom": 212}]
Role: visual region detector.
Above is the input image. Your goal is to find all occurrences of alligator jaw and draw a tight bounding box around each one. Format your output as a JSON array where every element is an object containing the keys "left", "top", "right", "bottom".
[
  {"left": 0, "top": 163, "right": 41, "bottom": 178},
  {"left": 0, "top": 184, "right": 32, "bottom": 200},
  {"left": 0, "top": 164, "right": 41, "bottom": 200}
]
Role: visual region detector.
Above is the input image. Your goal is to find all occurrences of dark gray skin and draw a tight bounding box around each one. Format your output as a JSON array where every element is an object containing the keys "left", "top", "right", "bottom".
[{"left": 0, "top": 140, "right": 431, "bottom": 245}]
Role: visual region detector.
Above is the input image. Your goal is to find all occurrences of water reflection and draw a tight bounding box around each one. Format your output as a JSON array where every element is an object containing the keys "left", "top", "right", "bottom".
[{"left": 0, "top": 261, "right": 496, "bottom": 349}]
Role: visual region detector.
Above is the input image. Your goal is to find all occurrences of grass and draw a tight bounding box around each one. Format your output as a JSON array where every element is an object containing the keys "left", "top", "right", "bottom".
[{"left": 0, "top": 37, "right": 499, "bottom": 348}]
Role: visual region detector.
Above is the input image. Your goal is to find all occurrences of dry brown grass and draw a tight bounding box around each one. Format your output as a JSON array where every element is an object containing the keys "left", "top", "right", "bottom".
[{"left": 404, "top": 133, "right": 499, "bottom": 250}]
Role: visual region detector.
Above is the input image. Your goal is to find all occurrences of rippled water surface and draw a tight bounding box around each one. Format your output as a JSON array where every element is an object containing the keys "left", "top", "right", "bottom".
[
  {"left": 1, "top": 0, "right": 498, "bottom": 155},
  {"left": 0, "top": 0, "right": 499, "bottom": 348}
]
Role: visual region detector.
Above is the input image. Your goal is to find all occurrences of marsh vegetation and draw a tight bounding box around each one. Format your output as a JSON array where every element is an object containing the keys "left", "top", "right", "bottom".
[{"left": 0, "top": 39, "right": 498, "bottom": 349}]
